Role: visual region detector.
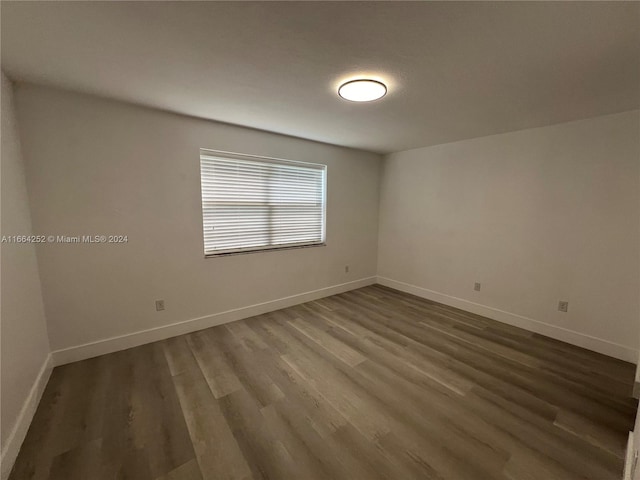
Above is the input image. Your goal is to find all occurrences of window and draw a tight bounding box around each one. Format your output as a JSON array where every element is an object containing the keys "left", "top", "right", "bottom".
[{"left": 199, "top": 149, "right": 326, "bottom": 256}]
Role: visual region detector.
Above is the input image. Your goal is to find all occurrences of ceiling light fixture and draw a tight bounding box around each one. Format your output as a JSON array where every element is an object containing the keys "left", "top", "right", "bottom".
[{"left": 338, "top": 79, "right": 387, "bottom": 102}]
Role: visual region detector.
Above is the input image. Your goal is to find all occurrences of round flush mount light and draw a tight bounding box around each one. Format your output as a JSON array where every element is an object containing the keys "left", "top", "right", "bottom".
[{"left": 338, "top": 79, "right": 387, "bottom": 102}]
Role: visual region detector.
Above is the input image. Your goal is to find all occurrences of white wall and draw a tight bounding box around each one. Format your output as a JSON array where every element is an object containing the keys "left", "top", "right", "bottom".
[
  {"left": 378, "top": 110, "right": 640, "bottom": 361},
  {"left": 631, "top": 407, "right": 640, "bottom": 479},
  {"left": 14, "top": 84, "right": 382, "bottom": 361},
  {"left": 0, "top": 74, "right": 51, "bottom": 478}
]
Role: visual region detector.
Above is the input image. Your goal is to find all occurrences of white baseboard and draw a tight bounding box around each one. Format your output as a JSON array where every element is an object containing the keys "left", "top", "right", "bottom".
[
  {"left": 52, "top": 276, "right": 377, "bottom": 366},
  {"left": 1, "top": 354, "right": 53, "bottom": 480},
  {"left": 624, "top": 431, "right": 637, "bottom": 480},
  {"left": 377, "top": 276, "right": 638, "bottom": 363}
]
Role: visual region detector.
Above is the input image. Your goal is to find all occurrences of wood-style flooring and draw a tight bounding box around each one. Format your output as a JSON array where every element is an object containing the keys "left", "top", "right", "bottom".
[{"left": 9, "top": 285, "right": 638, "bottom": 480}]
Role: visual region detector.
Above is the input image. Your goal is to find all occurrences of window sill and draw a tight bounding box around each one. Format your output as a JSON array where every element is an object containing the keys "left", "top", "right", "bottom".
[{"left": 204, "top": 242, "right": 326, "bottom": 258}]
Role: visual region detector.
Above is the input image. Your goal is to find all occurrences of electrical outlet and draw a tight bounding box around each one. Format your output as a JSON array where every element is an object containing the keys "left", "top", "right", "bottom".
[
  {"left": 155, "top": 300, "right": 165, "bottom": 311},
  {"left": 345, "top": 265, "right": 349, "bottom": 273},
  {"left": 558, "top": 301, "right": 568, "bottom": 313},
  {"left": 474, "top": 282, "right": 481, "bottom": 291}
]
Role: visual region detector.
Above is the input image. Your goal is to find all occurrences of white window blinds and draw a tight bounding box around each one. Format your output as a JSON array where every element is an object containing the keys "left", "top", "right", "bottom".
[{"left": 199, "top": 150, "right": 326, "bottom": 256}]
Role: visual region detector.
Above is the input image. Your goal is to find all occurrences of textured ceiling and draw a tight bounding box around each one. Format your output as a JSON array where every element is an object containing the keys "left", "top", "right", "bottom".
[{"left": 2, "top": 1, "right": 639, "bottom": 153}]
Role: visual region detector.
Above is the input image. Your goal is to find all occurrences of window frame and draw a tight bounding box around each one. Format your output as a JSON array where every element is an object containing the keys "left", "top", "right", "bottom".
[{"left": 199, "top": 149, "right": 327, "bottom": 258}]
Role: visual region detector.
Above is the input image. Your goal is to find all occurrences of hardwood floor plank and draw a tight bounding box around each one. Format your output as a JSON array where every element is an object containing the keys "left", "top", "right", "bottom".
[
  {"left": 225, "top": 321, "right": 269, "bottom": 351},
  {"left": 129, "top": 344, "right": 196, "bottom": 479},
  {"left": 554, "top": 409, "right": 627, "bottom": 459},
  {"left": 46, "top": 438, "right": 110, "bottom": 480},
  {"left": 465, "top": 387, "right": 623, "bottom": 479},
  {"left": 286, "top": 316, "right": 367, "bottom": 367},
  {"left": 154, "top": 459, "right": 203, "bottom": 480},
  {"left": 217, "top": 388, "right": 302, "bottom": 480},
  {"left": 208, "top": 325, "right": 285, "bottom": 408},
  {"left": 162, "top": 336, "right": 200, "bottom": 377},
  {"left": 186, "top": 330, "right": 243, "bottom": 399},
  {"left": 255, "top": 349, "right": 350, "bottom": 440},
  {"left": 10, "top": 285, "right": 636, "bottom": 480},
  {"left": 502, "top": 451, "right": 582, "bottom": 480},
  {"left": 171, "top": 366, "right": 251, "bottom": 480}
]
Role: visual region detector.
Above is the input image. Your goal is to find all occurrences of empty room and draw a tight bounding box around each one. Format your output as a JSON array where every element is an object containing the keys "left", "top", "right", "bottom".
[{"left": 1, "top": 1, "right": 639, "bottom": 479}]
